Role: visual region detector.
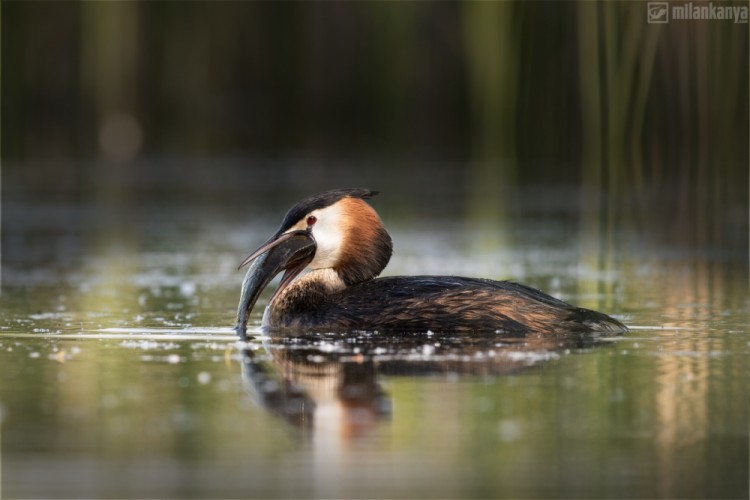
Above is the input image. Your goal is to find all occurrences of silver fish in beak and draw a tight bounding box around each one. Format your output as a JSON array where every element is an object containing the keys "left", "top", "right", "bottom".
[{"left": 235, "top": 230, "right": 316, "bottom": 337}]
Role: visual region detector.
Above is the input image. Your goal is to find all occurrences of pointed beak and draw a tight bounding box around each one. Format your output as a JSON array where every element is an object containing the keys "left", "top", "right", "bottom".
[{"left": 235, "top": 230, "right": 316, "bottom": 337}]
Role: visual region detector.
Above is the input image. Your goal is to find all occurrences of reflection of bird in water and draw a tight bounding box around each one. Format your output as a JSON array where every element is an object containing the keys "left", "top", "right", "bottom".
[
  {"left": 240, "top": 348, "right": 316, "bottom": 429},
  {"left": 235, "top": 189, "right": 627, "bottom": 337},
  {"left": 240, "top": 332, "right": 607, "bottom": 434},
  {"left": 241, "top": 345, "right": 390, "bottom": 438}
]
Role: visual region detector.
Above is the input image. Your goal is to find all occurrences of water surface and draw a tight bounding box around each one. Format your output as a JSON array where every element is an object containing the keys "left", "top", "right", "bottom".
[{"left": 1, "top": 196, "right": 748, "bottom": 498}]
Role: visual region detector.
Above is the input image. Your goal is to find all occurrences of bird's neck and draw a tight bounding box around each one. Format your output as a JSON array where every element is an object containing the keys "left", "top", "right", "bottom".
[
  {"left": 264, "top": 268, "right": 347, "bottom": 328},
  {"left": 296, "top": 268, "right": 347, "bottom": 294},
  {"left": 270, "top": 268, "right": 346, "bottom": 308}
]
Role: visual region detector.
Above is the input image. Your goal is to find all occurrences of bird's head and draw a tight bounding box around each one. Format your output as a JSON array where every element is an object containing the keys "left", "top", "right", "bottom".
[{"left": 235, "top": 188, "right": 393, "bottom": 335}]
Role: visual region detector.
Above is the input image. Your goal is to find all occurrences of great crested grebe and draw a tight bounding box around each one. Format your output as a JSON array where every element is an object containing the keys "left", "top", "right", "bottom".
[{"left": 235, "top": 188, "right": 627, "bottom": 337}]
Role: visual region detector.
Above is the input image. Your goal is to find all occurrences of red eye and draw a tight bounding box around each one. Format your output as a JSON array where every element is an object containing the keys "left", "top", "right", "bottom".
[{"left": 306, "top": 215, "right": 317, "bottom": 227}]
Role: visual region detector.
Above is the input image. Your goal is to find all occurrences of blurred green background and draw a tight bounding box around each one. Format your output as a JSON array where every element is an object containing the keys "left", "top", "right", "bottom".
[
  {"left": 1, "top": 4, "right": 749, "bottom": 497},
  {"left": 2, "top": 0, "right": 748, "bottom": 253}
]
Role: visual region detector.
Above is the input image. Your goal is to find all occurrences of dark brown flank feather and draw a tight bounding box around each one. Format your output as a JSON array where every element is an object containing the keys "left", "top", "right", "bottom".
[{"left": 267, "top": 276, "right": 627, "bottom": 335}]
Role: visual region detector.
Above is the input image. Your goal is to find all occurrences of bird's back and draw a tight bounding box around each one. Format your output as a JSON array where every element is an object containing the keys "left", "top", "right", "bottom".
[{"left": 274, "top": 275, "right": 627, "bottom": 335}]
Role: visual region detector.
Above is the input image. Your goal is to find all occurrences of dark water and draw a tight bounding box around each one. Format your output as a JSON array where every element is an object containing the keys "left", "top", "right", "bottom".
[{"left": 1, "top": 196, "right": 748, "bottom": 498}]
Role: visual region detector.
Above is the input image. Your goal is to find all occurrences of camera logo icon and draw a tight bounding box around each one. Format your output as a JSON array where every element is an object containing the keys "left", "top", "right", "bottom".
[{"left": 648, "top": 2, "right": 669, "bottom": 23}]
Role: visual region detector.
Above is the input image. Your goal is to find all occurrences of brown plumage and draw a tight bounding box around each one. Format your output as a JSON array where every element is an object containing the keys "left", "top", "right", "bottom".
[
  {"left": 333, "top": 197, "right": 392, "bottom": 286},
  {"left": 235, "top": 189, "right": 628, "bottom": 337}
]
